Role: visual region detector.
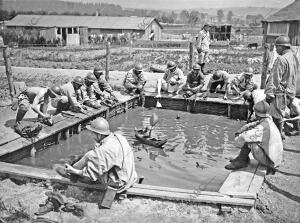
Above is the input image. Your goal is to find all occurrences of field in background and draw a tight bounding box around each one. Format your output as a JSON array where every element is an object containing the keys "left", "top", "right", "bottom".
[{"left": 0, "top": 45, "right": 263, "bottom": 74}]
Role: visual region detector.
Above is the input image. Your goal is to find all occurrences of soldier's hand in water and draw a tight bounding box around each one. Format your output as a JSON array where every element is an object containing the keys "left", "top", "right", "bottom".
[{"left": 223, "top": 95, "right": 228, "bottom": 100}]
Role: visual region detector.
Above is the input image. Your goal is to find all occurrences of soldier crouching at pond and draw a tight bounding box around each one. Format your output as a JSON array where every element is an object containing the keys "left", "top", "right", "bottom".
[
  {"left": 123, "top": 64, "right": 146, "bottom": 95},
  {"left": 181, "top": 64, "right": 206, "bottom": 98},
  {"left": 55, "top": 76, "right": 86, "bottom": 114},
  {"left": 92, "top": 66, "right": 118, "bottom": 101},
  {"left": 55, "top": 117, "right": 137, "bottom": 192},
  {"left": 14, "top": 85, "right": 61, "bottom": 126},
  {"left": 76, "top": 73, "right": 102, "bottom": 109},
  {"left": 225, "top": 101, "right": 283, "bottom": 172}
]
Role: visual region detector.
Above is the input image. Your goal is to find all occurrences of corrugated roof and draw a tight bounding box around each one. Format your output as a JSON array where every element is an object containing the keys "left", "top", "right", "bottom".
[
  {"left": 265, "top": 0, "right": 300, "bottom": 22},
  {"left": 6, "top": 15, "right": 162, "bottom": 30}
]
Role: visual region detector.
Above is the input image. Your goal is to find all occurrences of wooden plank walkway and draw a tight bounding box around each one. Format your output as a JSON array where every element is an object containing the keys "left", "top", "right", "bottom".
[
  {"left": 0, "top": 161, "right": 255, "bottom": 207},
  {"left": 0, "top": 93, "right": 137, "bottom": 161},
  {"left": 219, "top": 155, "right": 266, "bottom": 199}
]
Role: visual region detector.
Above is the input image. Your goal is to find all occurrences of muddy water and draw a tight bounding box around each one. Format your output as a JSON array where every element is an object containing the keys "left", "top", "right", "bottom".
[{"left": 16, "top": 108, "right": 245, "bottom": 191}]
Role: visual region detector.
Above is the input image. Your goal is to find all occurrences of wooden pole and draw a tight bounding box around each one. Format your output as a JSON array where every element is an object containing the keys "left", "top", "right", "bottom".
[
  {"left": 189, "top": 41, "right": 193, "bottom": 70},
  {"left": 129, "top": 40, "right": 133, "bottom": 58},
  {"left": 261, "top": 45, "right": 268, "bottom": 89},
  {"left": 2, "top": 46, "right": 14, "bottom": 100},
  {"left": 105, "top": 41, "right": 110, "bottom": 81}
]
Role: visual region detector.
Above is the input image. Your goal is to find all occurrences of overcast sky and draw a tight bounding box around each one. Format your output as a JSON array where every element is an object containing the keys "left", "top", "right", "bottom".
[{"left": 66, "top": 0, "right": 294, "bottom": 9}]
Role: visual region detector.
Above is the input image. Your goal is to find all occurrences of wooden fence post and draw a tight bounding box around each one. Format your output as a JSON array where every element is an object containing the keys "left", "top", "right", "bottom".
[
  {"left": 2, "top": 46, "right": 14, "bottom": 100},
  {"left": 129, "top": 40, "right": 133, "bottom": 58},
  {"left": 105, "top": 41, "right": 110, "bottom": 81},
  {"left": 189, "top": 41, "right": 193, "bottom": 70},
  {"left": 261, "top": 45, "right": 269, "bottom": 89}
]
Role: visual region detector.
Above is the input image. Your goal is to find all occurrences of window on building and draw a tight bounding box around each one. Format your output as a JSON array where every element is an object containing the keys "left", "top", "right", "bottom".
[
  {"left": 57, "top": 28, "right": 61, "bottom": 35},
  {"left": 68, "top": 28, "right": 72, "bottom": 34},
  {"left": 268, "top": 23, "right": 289, "bottom": 35},
  {"left": 73, "top": 28, "right": 78, "bottom": 34}
]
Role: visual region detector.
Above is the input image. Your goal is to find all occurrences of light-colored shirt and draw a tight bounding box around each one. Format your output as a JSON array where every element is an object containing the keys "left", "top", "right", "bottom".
[
  {"left": 81, "top": 132, "right": 137, "bottom": 191},
  {"left": 235, "top": 116, "right": 283, "bottom": 167},
  {"left": 197, "top": 30, "right": 210, "bottom": 51},
  {"left": 163, "top": 67, "right": 184, "bottom": 84},
  {"left": 123, "top": 69, "right": 146, "bottom": 89},
  {"left": 265, "top": 49, "right": 299, "bottom": 98},
  {"left": 252, "top": 89, "right": 266, "bottom": 104},
  {"left": 233, "top": 73, "right": 255, "bottom": 91},
  {"left": 208, "top": 70, "right": 230, "bottom": 85},
  {"left": 186, "top": 70, "right": 205, "bottom": 88}
]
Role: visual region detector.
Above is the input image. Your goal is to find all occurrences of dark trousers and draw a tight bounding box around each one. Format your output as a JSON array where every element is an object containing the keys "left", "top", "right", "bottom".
[{"left": 209, "top": 80, "right": 225, "bottom": 93}]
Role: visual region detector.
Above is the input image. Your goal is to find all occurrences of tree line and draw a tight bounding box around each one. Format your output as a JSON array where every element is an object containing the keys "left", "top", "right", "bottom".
[{"left": 0, "top": 0, "right": 264, "bottom": 26}]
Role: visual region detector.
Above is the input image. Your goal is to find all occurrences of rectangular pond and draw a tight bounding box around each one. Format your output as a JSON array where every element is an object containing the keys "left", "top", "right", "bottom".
[{"left": 15, "top": 107, "right": 245, "bottom": 192}]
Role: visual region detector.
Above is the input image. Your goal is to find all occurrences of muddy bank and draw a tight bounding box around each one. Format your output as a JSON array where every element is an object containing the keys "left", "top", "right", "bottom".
[{"left": 0, "top": 179, "right": 265, "bottom": 223}]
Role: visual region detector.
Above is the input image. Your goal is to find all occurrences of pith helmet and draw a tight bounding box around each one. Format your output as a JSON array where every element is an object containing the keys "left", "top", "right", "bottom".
[
  {"left": 94, "top": 66, "right": 103, "bottom": 73},
  {"left": 192, "top": 64, "right": 201, "bottom": 70},
  {"left": 50, "top": 85, "right": 61, "bottom": 95},
  {"left": 212, "top": 70, "right": 222, "bottom": 80},
  {"left": 72, "top": 76, "right": 84, "bottom": 86},
  {"left": 134, "top": 63, "right": 143, "bottom": 72},
  {"left": 275, "top": 36, "right": 291, "bottom": 47},
  {"left": 167, "top": 61, "right": 176, "bottom": 69},
  {"left": 244, "top": 67, "right": 254, "bottom": 76},
  {"left": 254, "top": 101, "right": 269, "bottom": 118},
  {"left": 86, "top": 117, "right": 111, "bottom": 135},
  {"left": 85, "top": 72, "right": 98, "bottom": 83}
]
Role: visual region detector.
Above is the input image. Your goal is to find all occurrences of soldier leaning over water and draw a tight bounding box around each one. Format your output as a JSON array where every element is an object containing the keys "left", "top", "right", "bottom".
[
  {"left": 14, "top": 85, "right": 61, "bottom": 126},
  {"left": 55, "top": 76, "right": 86, "bottom": 114}
]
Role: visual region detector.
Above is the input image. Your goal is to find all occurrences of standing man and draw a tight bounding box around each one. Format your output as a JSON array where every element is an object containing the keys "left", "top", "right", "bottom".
[
  {"left": 156, "top": 61, "right": 184, "bottom": 98},
  {"left": 15, "top": 86, "right": 61, "bottom": 125},
  {"left": 196, "top": 24, "right": 211, "bottom": 75},
  {"left": 58, "top": 117, "right": 137, "bottom": 191},
  {"left": 123, "top": 64, "right": 146, "bottom": 95},
  {"left": 265, "top": 36, "right": 299, "bottom": 139},
  {"left": 203, "top": 70, "right": 231, "bottom": 100},
  {"left": 181, "top": 64, "right": 206, "bottom": 98},
  {"left": 225, "top": 101, "right": 283, "bottom": 170}
]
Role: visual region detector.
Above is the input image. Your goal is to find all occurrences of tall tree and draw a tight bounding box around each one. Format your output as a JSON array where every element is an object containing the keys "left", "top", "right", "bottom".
[
  {"left": 189, "top": 10, "right": 200, "bottom": 25},
  {"left": 227, "top": 11, "right": 233, "bottom": 23},
  {"left": 180, "top": 10, "right": 189, "bottom": 24},
  {"left": 217, "top": 9, "right": 224, "bottom": 23}
]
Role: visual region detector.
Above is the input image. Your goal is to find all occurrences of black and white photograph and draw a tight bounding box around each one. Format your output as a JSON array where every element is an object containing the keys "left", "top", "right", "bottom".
[{"left": 0, "top": 0, "right": 299, "bottom": 222}]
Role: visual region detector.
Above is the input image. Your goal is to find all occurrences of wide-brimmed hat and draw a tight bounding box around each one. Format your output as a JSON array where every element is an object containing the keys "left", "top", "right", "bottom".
[
  {"left": 254, "top": 101, "right": 269, "bottom": 118},
  {"left": 85, "top": 72, "right": 98, "bottom": 83},
  {"left": 86, "top": 117, "right": 111, "bottom": 135}
]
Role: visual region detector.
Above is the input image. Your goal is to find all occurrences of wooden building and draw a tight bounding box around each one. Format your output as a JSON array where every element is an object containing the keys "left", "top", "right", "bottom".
[
  {"left": 5, "top": 15, "right": 163, "bottom": 46},
  {"left": 262, "top": 0, "right": 300, "bottom": 46}
]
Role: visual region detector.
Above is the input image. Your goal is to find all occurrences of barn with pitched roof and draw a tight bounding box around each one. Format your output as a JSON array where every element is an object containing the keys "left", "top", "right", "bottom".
[
  {"left": 6, "top": 15, "right": 163, "bottom": 45},
  {"left": 262, "top": 0, "right": 300, "bottom": 46}
]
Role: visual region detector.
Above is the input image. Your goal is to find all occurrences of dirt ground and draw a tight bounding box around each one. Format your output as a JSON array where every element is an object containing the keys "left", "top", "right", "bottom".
[{"left": 0, "top": 49, "right": 299, "bottom": 222}]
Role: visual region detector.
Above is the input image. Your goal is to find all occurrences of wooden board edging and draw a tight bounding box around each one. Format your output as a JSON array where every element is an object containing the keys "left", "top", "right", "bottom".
[{"left": 0, "top": 162, "right": 255, "bottom": 207}]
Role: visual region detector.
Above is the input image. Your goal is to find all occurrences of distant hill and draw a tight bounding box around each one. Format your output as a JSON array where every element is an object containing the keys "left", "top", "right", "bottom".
[
  {"left": 184, "top": 7, "right": 279, "bottom": 18},
  {"left": 1, "top": 0, "right": 124, "bottom": 16}
]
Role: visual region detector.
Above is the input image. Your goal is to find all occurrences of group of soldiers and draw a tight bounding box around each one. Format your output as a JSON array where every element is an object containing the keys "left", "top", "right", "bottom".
[
  {"left": 12, "top": 28, "right": 299, "bottom": 187},
  {"left": 13, "top": 67, "right": 117, "bottom": 126},
  {"left": 122, "top": 60, "right": 257, "bottom": 101},
  {"left": 122, "top": 34, "right": 299, "bottom": 173}
]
